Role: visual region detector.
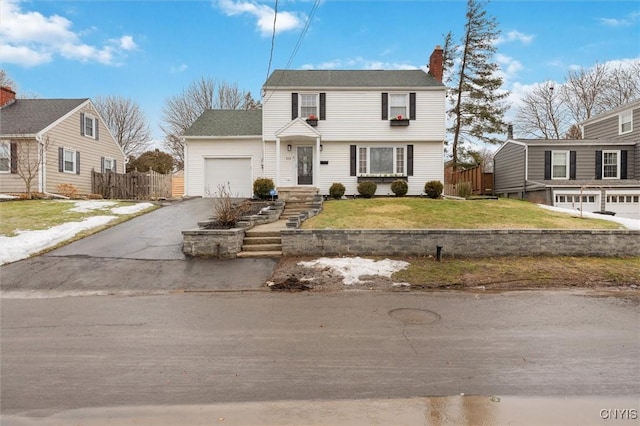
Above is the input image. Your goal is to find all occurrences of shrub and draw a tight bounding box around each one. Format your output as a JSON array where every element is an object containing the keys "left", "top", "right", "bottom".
[
  {"left": 253, "top": 178, "right": 275, "bottom": 200},
  {"left": 424, "top": 180, "right": 443, "bottom": 199},
  {"left": 457, "top": 181, "right": 472, "bottom": 198},
  {"left": 56, "top": 183, "right": 79, "bottom": 199},
  {"left": 329, "top": 183, "right": 346, "bottom": 199},
  {"left": 390, "top": 179, "right": 408, "bottom": 197},
  {"left": 357, "top": 180, "right": 377, "bottom": 198},
  {"left": 213, "top": 183, "right": 252, "bottom": 228}
]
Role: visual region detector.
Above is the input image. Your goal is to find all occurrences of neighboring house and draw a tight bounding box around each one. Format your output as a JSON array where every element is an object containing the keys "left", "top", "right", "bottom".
[
  {"left": 0, "top": 86, "right": 125, "bottom": 195},
  {"left": 493, "top": 100, "right": 640, "bottom": 219},
  {"left": 184, "top": 46, "right": 446, "bottom": 198}
]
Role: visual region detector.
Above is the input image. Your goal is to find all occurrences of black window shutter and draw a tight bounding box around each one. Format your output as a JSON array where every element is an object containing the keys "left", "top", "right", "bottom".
[
  {"left": 407, "top": 145, "right": 414, "bottom": 176},
  {"left": 569, "top": 151, "right": 576, "bottom": 180},
  {"left": 95, "top": 118, "right": 99, "bottom": 140},
  {"left": 291, "top": 93, "right": 298, "bottom": 120},
  {"left": 595, "top": 150, "right": 602, "bottom": 179},
  {"left": 58, "top": 147, "right": 64, "bottom": 172},
  {"left": 544, "top": 151, "right": 551, "bottom": 180},
  {"left": 76, "top": 152, "right": 80, "bottom": 175},
  {"left": 80, "top": 113, "right": 85, "bottom": 136},
  {"left": 409, "top": 93, "right": 416, "bottom": 120},
  {"left": 319, "top": 93, "right": 326, "bottom": 120},
  {"left": 10, "top": 142, "right": 17, "bottom": 174},
  {"left": 113, "top": 159, "right": 117, "bottom": 173},
  {"left": 620, "top": 150, "right": 627, "bottom": 179},
  {"left": 350, "top": 145, "right": 357, "bottom": 176},
  {"left": 101, "top": 157, "right": 105, "bottom": 173},
  {"left": 381, "top": 93, "right": 388, "bottom": 120}
]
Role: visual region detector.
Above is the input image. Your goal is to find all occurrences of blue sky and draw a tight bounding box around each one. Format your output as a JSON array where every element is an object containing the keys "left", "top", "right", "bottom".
[{"left": 2, "top": 0, "right": 639, "bottom": 143}]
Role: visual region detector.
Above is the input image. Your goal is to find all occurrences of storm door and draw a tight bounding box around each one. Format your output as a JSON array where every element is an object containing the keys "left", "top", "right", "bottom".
[{"left": 297, "top": 146, "right": 313, "bottom": 185}]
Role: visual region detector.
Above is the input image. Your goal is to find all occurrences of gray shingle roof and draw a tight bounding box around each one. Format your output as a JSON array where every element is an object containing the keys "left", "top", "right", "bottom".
[
  {"left": 263, "top": 69, "right": 443, "bottom": 89},
  {"left": 184, "top": 109, "right": 262, "bottom": 137},
  {"left": 0, "top": 98, "right": 88, "bottom": 135},
  {"left": 513, "top": 138, "right": 637, "bottom": 146}
]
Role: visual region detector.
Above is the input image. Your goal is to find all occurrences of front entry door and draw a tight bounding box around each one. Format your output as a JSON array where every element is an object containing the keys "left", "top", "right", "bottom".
[{"left": 297, "top": 146, "right": 313, "bottom": 185}]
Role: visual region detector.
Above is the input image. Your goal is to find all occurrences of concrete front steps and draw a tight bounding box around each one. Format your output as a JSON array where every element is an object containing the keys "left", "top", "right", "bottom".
[
  {"left": 237, "top": 225, "right": 284, "bottom": 258},
  {"left": 278, "top": 187, "right": 320, "bottom": 220}
]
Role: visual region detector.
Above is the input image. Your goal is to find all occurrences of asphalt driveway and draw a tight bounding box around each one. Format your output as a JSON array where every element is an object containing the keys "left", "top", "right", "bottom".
[{"left": 1, "top": 198, "right": 277, "bottom": 295}]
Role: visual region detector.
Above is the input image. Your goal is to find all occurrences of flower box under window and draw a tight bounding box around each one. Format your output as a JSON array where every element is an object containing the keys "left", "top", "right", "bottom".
[
  {"left": 306, "top": 118, "right": 318, "bottom": 127},
  {"left": 358, "top": 176, "right": 407, "bottom": 184},
  {"left": 390, "top": 119, "right": 409, "bottom": 127}
]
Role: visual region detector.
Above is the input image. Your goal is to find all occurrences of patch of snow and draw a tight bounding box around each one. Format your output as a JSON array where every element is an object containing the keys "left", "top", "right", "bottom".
[
  {"left": 537, "top": 204, "right": 640, "bottom": 230},
  {"left": 298, "top": 256, "right": 410, "bottom": 285},
  {"left": 0, "top": 216, "right": 117, "bottom": 265},
  {"left": 66, "top": 200, "right": 118, "bottom": 213},
  {"left": 111, "top": 202, "right": 154, "bottom": 215},
  {"left": 0, "top": 194, "right": 18, "bottom": 200}
]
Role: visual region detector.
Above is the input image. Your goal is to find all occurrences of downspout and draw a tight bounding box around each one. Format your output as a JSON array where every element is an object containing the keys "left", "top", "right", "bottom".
[
  {"left": 36, "top": 134, "right": 44, "bottom": 193},
  {"left": 523, "top": 145, "right": 528, "bottom": 200}
]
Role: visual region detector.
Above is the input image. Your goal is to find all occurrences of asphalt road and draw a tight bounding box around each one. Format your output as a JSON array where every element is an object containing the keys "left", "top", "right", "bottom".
[{"left": 2, "top": 290, "right": 638, "bottom": 417}]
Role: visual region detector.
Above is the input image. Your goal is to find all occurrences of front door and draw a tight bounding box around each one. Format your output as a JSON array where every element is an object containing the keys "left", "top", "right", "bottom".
[{"left": 297, "top": 146, "right": 313, "bottom": 185}]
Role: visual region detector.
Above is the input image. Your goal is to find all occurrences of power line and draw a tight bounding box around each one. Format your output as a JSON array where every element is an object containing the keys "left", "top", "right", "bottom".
[{"left": 265, "top": 0, "right": 278, "bottom": 82}]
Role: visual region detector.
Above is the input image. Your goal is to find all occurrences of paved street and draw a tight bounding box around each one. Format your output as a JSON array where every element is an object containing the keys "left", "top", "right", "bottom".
[{"left": 2, "top": 290, "right": 639, "bottom": 420}]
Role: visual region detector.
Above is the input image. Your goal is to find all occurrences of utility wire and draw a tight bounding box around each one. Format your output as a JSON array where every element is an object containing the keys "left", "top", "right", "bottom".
[{"left": 265, "top": 0, "right": 278, "bottom": 82}]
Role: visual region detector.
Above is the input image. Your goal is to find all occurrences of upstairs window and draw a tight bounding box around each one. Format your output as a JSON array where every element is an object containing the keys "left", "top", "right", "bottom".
[
  {"left": 81, "top": 113, "right": 99, "bottom": 139},
  {"left": 389, "top": 94, "right": 408, "bottom": 119},
  {"left": 300, "top": 94, "right": 318, "bottom": 119},
  {"left": 603, "top": 150, "right": 619, "bottom": 179},
  {"left": 552, "top": 151, "right": 569, "bottom": 179},
  {"left": 619, "top": 110, "right": 633, "bottom": 134}
]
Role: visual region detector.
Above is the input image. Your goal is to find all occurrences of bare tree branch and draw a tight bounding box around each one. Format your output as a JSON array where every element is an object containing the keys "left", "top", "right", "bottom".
[{"left": 93, "top": 96, "right": 152, "bottom": 157}]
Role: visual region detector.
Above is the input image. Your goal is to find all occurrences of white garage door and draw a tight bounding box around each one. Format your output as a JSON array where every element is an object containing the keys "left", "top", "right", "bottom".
[
  {"left": 554, "top": 194, "right": 599, "bottom": 213},
  {"left": 204, "top": 158, "right": 252, "bottom": 198}
]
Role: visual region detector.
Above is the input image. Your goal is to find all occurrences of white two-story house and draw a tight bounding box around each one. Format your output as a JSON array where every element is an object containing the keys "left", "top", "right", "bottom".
[{"left": 183, "top": 46, "right": 446, "bottom": 198}]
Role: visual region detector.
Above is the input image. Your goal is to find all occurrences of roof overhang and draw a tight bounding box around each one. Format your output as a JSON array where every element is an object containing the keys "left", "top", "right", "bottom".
[{"left": 275, "top": 118, "right": 321, "bottom": 139}]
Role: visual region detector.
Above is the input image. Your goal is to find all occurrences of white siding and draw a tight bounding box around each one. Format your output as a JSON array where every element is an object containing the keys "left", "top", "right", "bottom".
[
  {"left": 263, "top": 89, "right": 446, "bottom": 142},
  {"left": 184, "top": 138, "right": 263, "bottom": 197}
]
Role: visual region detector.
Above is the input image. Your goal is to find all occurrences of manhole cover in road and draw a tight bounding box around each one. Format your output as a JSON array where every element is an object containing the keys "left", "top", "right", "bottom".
[{"left": 389, "top": 308, "right": 440, "bottom": 325}]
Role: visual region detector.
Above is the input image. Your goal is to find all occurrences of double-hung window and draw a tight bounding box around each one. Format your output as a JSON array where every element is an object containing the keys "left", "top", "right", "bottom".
[
  {"left": 104, "top": 158, "right": 115, "bottom": 172},
  {"left": 619, "top": 110, "right": 633, "bottom": 134},
  {"left": 300, "top": 94, "right": 318, "bottom": 119},
  {"left": 602, "top": 150, "right": 619, "bottom": 179},
  {"left": 63, "top": 148, "right": 77, "bottom": 173},
  {"left": 358, "top": 146, "right": 406, "bottom": 175},
  {"left": 389, "top": 94, "right": 408, "bottom": 119},
  {"left": 81, "top": 113, "right": 98, "bottom": 139},
  {"left": 551, "top": 151, "right": 569, "bottom": 179},
  {"left": 0, "top": 140, "right": 10, "bottom": 173}
]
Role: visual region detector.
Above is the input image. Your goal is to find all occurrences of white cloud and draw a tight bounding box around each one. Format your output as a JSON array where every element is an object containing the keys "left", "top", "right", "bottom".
[
  {"left": 495, "top": 30, "right": 535, "bottom": 45},
  {"left": 0, "top": 0, "right": 138, "bottom": 66},
  {"left": 300, "top": 56, "right": 419, "bottom": 71},
  {"left": 217, "top": 0, "right": 304, "bottom": 36},
  {"left": 598, "top": 11, "right": 640, "bottom": 27},
  {"left": 495, "top": 53, "right": 524, "bottom": 84}
]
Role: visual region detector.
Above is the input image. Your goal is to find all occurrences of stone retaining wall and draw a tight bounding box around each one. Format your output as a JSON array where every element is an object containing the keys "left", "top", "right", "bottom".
[
  {"left": 182, "top": 228, "right": 245, "bottom": 259},
  {"left": 280, "top": 229, "right": 640, "bottom": 258}
]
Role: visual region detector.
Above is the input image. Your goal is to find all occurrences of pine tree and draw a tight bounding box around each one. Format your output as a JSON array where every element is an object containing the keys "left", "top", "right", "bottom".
[{"left": 447, "top": 0, "right": 509, "bottom": 170}]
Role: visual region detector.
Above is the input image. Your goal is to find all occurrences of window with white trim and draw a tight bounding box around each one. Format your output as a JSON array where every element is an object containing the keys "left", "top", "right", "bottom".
[
  {"left": 357, "top": 146, "right": 406, "bottom": 176},
  {"left": 0, "top": 140, "right": 10, "bottom": 173},
  {"left": 299, "top": 94, "right": 318, "bottom": 119},
  {"left": 619, "top": 110, "right": 633, "bottom": 134},
  {"left": 552, "top": 151, "right": 569, "bottom": 179},
  {"left": 104, "top": 157, "right": 115, "bottom": 172},
  {"left": 389, "top": 93, "right": 408, "bottom": 119},
  {"left": 63, "top": 148, "right": 77, "bottom": 173},
  {"left": 82, "top": 114, "right": 96, "bottom": 139},
  {"left": 602, "top": 150, "right": 619, "bottom": 179}
]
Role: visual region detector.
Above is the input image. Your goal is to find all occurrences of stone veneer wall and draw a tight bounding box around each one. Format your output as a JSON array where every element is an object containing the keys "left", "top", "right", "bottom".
[
  {"left": 280, "top": 229, "right": 640, "bottom": 257},
  {"left": 182, "top": 228, "right": 245, "bottom": 259}
]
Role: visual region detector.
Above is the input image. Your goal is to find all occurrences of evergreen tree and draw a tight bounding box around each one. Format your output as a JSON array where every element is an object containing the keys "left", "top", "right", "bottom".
[{"left": 447, "top": 0, "right": 509, "bottom": 170}]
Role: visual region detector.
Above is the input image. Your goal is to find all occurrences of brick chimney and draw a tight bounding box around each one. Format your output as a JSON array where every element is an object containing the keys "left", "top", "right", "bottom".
[
  {"left": 1, "top": 86, "right": 16, "bottom": 108},
  {"left": 428, "top": 45, "right": 444, "bottom": 83}
]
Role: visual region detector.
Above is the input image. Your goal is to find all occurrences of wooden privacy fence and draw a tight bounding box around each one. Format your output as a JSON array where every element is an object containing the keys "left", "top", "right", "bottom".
[
  {"left": 444, "top": 165, "right": 493, "bottom": 196},
  {"left": 92, "top": 170, "right": 172, "bottom": 200}
]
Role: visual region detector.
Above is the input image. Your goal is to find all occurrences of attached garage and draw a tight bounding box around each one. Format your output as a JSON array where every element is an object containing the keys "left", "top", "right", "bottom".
[
  {"left": 183, "top": 109, "right": 263, "bottom": 199},
  {"left": 204, "top": 157, "right": 252, "bottom": 198}
]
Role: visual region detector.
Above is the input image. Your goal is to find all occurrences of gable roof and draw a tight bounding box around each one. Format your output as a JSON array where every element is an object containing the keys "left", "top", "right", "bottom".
[
  {"left": 184, "top": 109, "right": 262, "bottom": 137},
  {"left": 580, "top": 99, "right": 640, "bottom": 126},
  {"left": 0, "top": 98, "right": 88, "bottom": 136},
  {"left": 263, "top": 69, "right": 444, "bottom": 89}
]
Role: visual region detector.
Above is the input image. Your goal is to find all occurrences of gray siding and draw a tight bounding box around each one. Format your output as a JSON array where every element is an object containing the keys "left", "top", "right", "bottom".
[
  {"left": 584, "top": 106, "right": 639, "bottom": 143},
  {"left": 494, "top": 142, "right": 525, "bottom": 194},
  {"left": 528, "top": 143, "right": 635, "bottom": 181}
]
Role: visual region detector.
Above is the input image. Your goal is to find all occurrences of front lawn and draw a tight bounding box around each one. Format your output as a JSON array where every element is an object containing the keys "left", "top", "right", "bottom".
[{"left": 302, "top": 198, "right": 622, "bottom": 229}]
